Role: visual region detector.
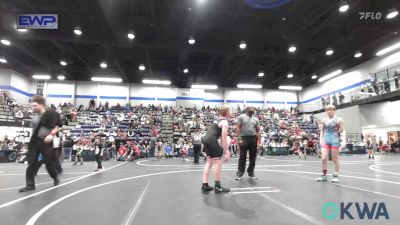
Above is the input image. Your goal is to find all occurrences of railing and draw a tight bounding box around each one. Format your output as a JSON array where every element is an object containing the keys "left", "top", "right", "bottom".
[{"left": 302, "top": 79, "right": 399, "bottom": 113}]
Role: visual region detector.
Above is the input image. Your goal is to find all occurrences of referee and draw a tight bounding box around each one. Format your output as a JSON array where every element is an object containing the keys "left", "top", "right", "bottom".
[
  {"left": 19, "top": 95, "right": 60, "bottom": 192},
  {"left": 235, "top": 106, "right": 260, "bottom": 180}
]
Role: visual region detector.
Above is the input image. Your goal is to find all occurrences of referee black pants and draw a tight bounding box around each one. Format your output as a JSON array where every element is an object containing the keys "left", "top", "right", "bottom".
[
  {"left": 193, "top": 144, "right": 201, "bottom": 163},
  {"left": 238, "top": 136, "right": 258, "bottom": 175},
  {"left": 95, "top": 154, "right": 103, "bottom": 169},
  {"left": 26, "top": 138, "right": 58, "bottom": 187}
]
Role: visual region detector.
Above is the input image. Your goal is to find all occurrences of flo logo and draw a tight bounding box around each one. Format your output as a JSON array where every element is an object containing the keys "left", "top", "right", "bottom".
[
  {"left": 322, "top": 202, "right": 389, "bottom": 220},
  {"left": 359, "top": 12, "right": 382, "bottom": 20}
]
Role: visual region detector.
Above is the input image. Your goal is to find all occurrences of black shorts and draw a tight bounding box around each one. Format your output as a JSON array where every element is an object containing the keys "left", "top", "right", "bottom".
[{"left": 203, "top": 141, "right": 223, "bottom": 158}]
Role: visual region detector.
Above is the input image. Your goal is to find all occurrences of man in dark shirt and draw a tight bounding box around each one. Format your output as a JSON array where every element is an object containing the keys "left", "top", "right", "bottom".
[
  {"left": 94, "top": 138, "right": 104, "bottom": 171},
  {"left": 19, "top": 95, "right": 61, "bottom": 192},
  {"left": 235, "top": 106, "right": 261, "bottom": 180},
  {"left": 192, "top": 130, "right": 202, "bottom": 164}
]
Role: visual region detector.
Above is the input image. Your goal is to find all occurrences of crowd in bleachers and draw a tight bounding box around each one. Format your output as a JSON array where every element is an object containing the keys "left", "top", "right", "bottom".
[
  {"left": 3, "top": 96, "right": 400, "bottom": 164},
  {"left": 0, "top": 98, "right": 332, "bottom": 161}
]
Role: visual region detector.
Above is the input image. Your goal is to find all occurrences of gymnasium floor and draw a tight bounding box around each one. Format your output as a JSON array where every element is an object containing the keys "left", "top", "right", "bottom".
[{"left": 0, "top": 154, "right": 399, "bottom": 225}]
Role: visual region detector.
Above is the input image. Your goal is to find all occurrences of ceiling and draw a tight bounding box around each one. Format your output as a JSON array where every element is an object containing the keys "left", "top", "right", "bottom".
[{"left": 0, "top": 0, "right": 400, "bottom": 88}]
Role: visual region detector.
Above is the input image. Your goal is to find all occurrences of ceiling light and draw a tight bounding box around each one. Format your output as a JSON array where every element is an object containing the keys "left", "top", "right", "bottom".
[
  {"left": 318, "top": 69, "right": 342, "bottom": 83},
  {"left": 311, "top": 75, "right": 318, "bottom": 80},
  {"left": 188, "top": 36, "right": 195, "bottom": 45},
  {"left": 237, "top": 84, "right": 262, "bottom": 89},
  {"left": 100, "top": 62, "right": 108, "bottom": 68},
  {"left": 127, "top": 31, "right": 135, "bottom": 40},
  {"left": 17, "top": 29, "right": 28, "bottom": 32},
  {"left": 376, "top": 41, "right": 400, "bottom": 56},
  {"left": 288, "top": 45, "right": 296, "bottom": 53},
  {"left": 32, "top": 74, "right": 51, "bottom": 80},
  {"left": 287, "top": 73, "right": 294, "bottom": 78},
  {"left": 239, "top": 41, "right": 247, "bottom": 49},
  {"left": 386, "top": 8, "right": 398, "bottom": 19},
  {"left": 326, "top": 48, "right": 334, "bottom": 56},
  {"left": 57, "top": 75, "right": 65, "bottom": 80},
  {"left": 1, "top": 39, "right": 11, "bottom": 46},
  {"left": 142, "top": 79, "right": 171, "bottom": 85},
  {"left": 279, "top": 85, "right": 303, "bottom": 91},
  {"left": 91, "top": 77, "right": 122, "bottom": 83},
  {"left": 354, "top": 51, "right": 362, "bottom": 58},
  {"left": 73, "top": 26, "right": 82, "bottom": 36},
  {"left": 339, "top": 1, "right": 349, "bottom": 13},
  {"left": 139, "top": 64, "right": 146, "bottom": 71},
  {"left": 191, "top": 84, "right": 218, "bottom": 90},
  {"left": 258, "top": 71, "right": 265, "bottom": 77},
  {"left": 183, "top": 68, "right": 189, "bottom": 74},
  {"left": 60, "top": 60, "right": 67, "bottom": 66},
  {"left": 0, "top": 57, "right": 7, "bottom": 64}
]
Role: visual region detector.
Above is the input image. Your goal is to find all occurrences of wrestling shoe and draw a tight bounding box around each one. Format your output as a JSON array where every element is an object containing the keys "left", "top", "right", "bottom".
[
  {"left": 215, "top": 186, "right": 230, "bottom": 193},
  {"left": 248, "top": 173, "right": 258, "bottom": 180},
  {"left": 235, "top": 172, "right": 244, "bottom": 180},
  {"left": 201, "top": 185, "right": 214, "bottom": 192},
  {"left": 316, "top": 175, "right": 328, "bottom": 182},
  {"left": 54, "top": 178, "right": 60, "bottom": 186},
  {"left": 19, "top": 186, "right": 36, "bottom": 192},
  {"left": 331, "top": 174, "right": 340, "bottom": 183}
]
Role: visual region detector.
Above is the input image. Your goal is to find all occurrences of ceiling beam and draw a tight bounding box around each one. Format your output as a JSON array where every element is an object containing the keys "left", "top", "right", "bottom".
[
  {"left": 203, "top": 55, "right": 218, "bottom": 79},
  {"left": 226, "top": 56, "right": 249, "bottom": 81},
  {"left": 222, "top": 1, "right": 245, "bottom": 39},
  {"left": 102, "top": 44, "right": 129, "bottom": 82},
  {"left": 0, "top": 49, "right": 34, "bottom": 73},
  {"left": 1, "top": 32, "right": 312, "bottom": 62},
  {"left": 218, "top": 54, "right": 234, "bottom": 78},
  {"left": 144, "top": 48, "right": 153, "bottom": 76},
  {"left": 64, "top": 42, "right": 95, "bottom": 74},
  {"left": 12, "top": 40, "right": 69, "bottom": 76},
  {"left": 149, "top": 0, "right": 156, "bottom": 25}
]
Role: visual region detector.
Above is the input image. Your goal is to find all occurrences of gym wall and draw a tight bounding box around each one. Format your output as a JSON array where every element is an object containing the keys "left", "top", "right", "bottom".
[
  {"left": 312, "top": 100, "right": 400, "bottom": 141},
  {"left": 313, "top": 105, "right": 362, "bottom": 134}
]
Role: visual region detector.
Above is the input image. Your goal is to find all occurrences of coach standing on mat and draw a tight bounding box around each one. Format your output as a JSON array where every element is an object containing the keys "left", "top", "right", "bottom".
[
  {"left": 235, "top": 106, "right": 260, "bottom": 180},
  {"left": 19, "top": 95, "right": 60, "bottom": 192}
]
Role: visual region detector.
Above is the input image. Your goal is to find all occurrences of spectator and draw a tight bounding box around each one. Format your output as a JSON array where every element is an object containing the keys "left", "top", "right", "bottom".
[
  {"left": 0, "top": 141, "right": 9, "bottom": 150},
  {"left": 372, "top": 79, "right": 379, "bottom": 94},
  {"left": 182, "top": 142, "right": 189, "bottom": 161},
  {"left": 192, "top": 130, "right": 202, "bottom": 163},
  {"left": 164, "top": 143, "right": 173, "bottom": 158},
  {"left": 73, "top": 143, "right": 84, "bottom": 165},
  {"left": 94, "top": 138, "right": 104, "bottom": 171},
  {"left": 389, "top": 133, "right": 396, "bottom": 152},
  {"left": 117, "top": 144, "right": 128, "bottom": 161},
  {"left": 378, "top": 137, "right": 383, "bottom": 153},
  {"left": 394, "top": 71, "right": 399, "bottom": 90},
  {"left": 155, "top": 140, "right": 163, "bottom": 159},
  {"left": 384, "top": 78, "right": 391, "bottom": 93},
  {"left": 15, "top": 109, "right": 24, "bottom": 120},
  {"left": 62, "top": 135, "right": 74, "bottom": 161},
  {"left": 332, "top": 94, "right": 338, "bottom": 106},
  {"left": 338, "top": 93, "right": 344, "bottom": 104}
]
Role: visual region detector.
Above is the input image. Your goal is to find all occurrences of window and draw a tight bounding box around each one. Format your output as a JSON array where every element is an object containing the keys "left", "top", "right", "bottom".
[{"left": 375, "top": 70, "right": 388, "bottom": 81}]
